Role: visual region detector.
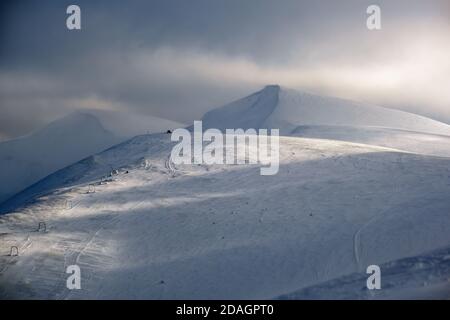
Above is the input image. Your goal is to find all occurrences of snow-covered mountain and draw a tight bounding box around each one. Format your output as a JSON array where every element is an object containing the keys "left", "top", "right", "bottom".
[
  {"left": 0, "top": 86, "right": 449, "bottom": 299},
  {"left": 0, "top": 112, "right": 118, "bottom": 205},
  {"left": 0, "top": 111, "right": 182, "bottom": 204},
  {"left": 202, "top": 85, "right": 450, "bottom": 156},
  {"left": 203, "top": 85, "right": 450, "bottom": 135}
]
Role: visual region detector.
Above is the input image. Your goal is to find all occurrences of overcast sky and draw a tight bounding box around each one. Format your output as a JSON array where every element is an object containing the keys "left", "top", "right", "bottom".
[{"left": 1, "top": 0, "right": 449, "bottom": 140}]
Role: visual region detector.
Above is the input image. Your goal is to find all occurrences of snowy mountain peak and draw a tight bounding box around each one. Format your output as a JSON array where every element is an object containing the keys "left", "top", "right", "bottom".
[
  {"left": 201, "top": 85, "right": 450, "bottom": 136},
  {"left": 201, "top": 84, "right": 279, "bottom": 131},
  {"left": 262, "top": 84, "right": 281, "bottom": 91}
]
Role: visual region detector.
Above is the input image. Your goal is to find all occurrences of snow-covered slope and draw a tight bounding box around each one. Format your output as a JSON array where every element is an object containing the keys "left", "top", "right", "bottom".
[
  {"left": 0, "top": 113, "right": 119, "bottom": 205},
  {"left": 0, "top": 86, "right": 449, "bottom": 299},
  {"left": 268, "top": 86, "right": 450, "bottom": 136},
  {"left": 291, "top": 125, "right": 450, "bottom": 158},
  {"left": 0, "top": 111, "right": 182, "bottom": 205},
  {"left": 203, "top": 85, "right": 450, "bottom": 136},
  {"left": 0, "top": 133, "right": 449, "bottom": 299},
  {"left": 202, "top": 85, "right": 450, "bottom": 148},
  {"left": 277, "top": 246, "right": 450, "bottom": 300},
  {"left": 201, "top": 85, "right": 280, "bottom": 131},
  {"left": 201, "top": 85, "right": 450, "bottom": 155}
]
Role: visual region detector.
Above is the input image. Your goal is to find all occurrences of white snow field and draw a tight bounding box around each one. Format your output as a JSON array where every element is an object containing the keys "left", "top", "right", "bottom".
[
  {"left": 0, "top": 85, "right": 449, "bottom": 299},
  {"left": 0, "top": 110, "right": 182, "bottom": 205},
  {"left": 291, "top": 125, "right": 450, "bottom": 158}
]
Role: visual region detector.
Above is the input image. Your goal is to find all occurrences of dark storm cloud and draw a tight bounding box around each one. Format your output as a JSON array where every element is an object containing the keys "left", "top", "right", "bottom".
[{"left": 1, "top": 0, "right": 449, "bottom": 140}]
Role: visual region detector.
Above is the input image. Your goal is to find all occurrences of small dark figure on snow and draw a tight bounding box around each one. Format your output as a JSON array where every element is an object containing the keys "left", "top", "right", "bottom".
[{"left": 166, "top": 129, "right": 172, "bottom": 134}]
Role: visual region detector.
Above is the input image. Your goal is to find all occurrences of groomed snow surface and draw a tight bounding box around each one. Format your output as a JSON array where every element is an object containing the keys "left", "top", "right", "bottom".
[{"left": 0, "top": 86, "right": 449, "bottom": 299}]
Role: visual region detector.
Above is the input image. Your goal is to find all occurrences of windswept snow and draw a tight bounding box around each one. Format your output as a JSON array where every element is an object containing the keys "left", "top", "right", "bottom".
[
  {"left": 201, "top": 85, "right": 279, "bottom": 131},
  {"left": 0, "top": 113, "right": 119, "bottom": 205},
  {"left": 291, "top": 125, "right": 450, "bottom": 158},
  {"left": 0, "top": 111, "right": 182, "bottom": 205},
  {"left": 268, "top": 87, "right": 450, "bottom": 136},
  {"left": 201, "top": 85, "right": 450, "bottom": 156},
  {"left": 277, "top": 246, "right": 450, "bottom": 300},
  {"left": 0, "top": 134, "right": 449, "bottom": 299},
  {"left": 202, "top": 86, "right": 450, "bottom": 137},
  {"left": 0, "top": 85, "right": 449, "bottom": 299}
]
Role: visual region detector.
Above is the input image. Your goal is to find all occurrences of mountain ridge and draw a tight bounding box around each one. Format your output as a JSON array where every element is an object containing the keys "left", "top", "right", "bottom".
[
  {"left": 201, "top": 85, "right": 450, "bottom": 137},
  {"left": 0, "top": 112, "right": 120, "bottom": 204},
  {"left": 0, "top": 110, "right": 183, "bottom": 205}
]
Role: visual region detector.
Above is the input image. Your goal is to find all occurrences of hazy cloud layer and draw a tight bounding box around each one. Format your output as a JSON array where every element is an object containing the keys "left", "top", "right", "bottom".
[{"left": 1, "top": 0, "right": 449, "bottom": 140}]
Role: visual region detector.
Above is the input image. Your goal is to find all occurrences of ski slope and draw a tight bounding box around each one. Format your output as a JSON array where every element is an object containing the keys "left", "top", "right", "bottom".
[{"left": 1, "top": 133, "right": 449, "bottom": 299}]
